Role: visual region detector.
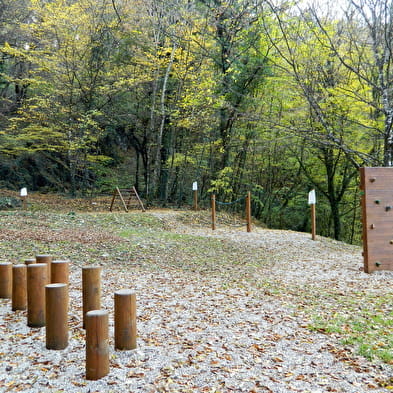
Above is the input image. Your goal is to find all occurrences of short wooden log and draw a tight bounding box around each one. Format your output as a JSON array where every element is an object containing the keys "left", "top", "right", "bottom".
[
  {"left": 46, "top": 283, "right": 68, "bottom": 350},
  {"left": 85, "top": 310, "right": 109, "bottom": 380},
  {"left": 24, "top": 259, "right": 36, "bottom": 266},
  {"left": 36, "top": 255, "right": 52, "bottom": 284},
  {"left": 51, "top": 260, "right": 70, "bottom": 285},
  {"left": 12, "top": 264, "right": 27, "bottom": 311},
  {"left": 0, "top": 262, "right": 12, "bottom": 299},
  {"left": 82, "top": 266, "right": 102, "bottom": 329},
  {"left": 27, "top": 263, "right": 47, "bottom": 327},
  {"left": 114, "top": 290, "right": 137, "bottom": 350}
]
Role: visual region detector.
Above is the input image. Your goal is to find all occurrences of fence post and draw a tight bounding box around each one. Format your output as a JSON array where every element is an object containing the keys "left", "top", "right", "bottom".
[
  {"left": 246, "top": 191, "right": 252, "bottom": 233},
  {"left": 27, "top": 263, "right": 47, "bottom": 327},
  {"left": 0, "top": 262, "right": 12, "bottom": 299},
  {"left": 12, "top": 264, "right": 27, "bottom": 311},
  {"left": 24, "top": 259, "right": 36, "bottom": 266},
  {"left": 46, "top": 283, "right": 68, "bottom": 349},
  {"left": 211, "top": 194, "right": 216, "bottom": 230},
  {"left": 36, "top": 255, "right": 52, "bottom": 284},
  {"left": 311, "top": 203, "right": 316, "bottom": 241},
  {"left": 51, "top": 260, "right": 70, "bottom": 285},
  {"left": 82, "top": 266, "right": 102, "bottom": 329},
  {"left": 86, "top": 310, "right": 109, "bottom": 380},
  {"left": 114, "top": 290, "right": 137, "bottom": 350}
]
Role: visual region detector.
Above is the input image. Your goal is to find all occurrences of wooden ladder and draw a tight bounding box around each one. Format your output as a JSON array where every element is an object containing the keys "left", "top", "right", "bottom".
[{"left": 109, "top": 186, "right": 146, "bottom": 212}]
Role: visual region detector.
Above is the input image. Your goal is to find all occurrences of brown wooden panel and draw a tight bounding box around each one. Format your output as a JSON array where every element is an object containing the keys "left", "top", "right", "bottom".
[{"left": 361, "top": 167, "right": 393, "bottom": 273}]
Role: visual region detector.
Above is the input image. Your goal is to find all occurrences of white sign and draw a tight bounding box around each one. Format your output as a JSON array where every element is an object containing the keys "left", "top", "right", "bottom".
[
  {"left": 192, "top": 182, "right": 198, "bottom": 191},
  {"left": 20, "top": 187, "right": 27, "bottom": 197},
  {"left": 308, "top": 189, "right": 316, "bottom": 205}
]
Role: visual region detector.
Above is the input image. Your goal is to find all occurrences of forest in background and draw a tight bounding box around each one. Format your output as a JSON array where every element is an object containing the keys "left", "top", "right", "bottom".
[{"left": 1, "top": 0, "right": 392, "bottom": 244}]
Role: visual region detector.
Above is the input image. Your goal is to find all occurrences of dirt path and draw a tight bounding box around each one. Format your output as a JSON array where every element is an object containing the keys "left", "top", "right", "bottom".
[{"left": 0, "top": 209, "right": 392, "bottom": 392}]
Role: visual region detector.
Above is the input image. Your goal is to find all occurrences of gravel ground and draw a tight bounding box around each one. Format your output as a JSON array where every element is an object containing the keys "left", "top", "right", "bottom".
[{"left": 0, "top": 215, "right": 392, "bottom": 393}]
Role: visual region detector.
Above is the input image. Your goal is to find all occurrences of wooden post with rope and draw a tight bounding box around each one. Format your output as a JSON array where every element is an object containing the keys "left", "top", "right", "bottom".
[
  {"left": 211, "top": 194, "right": 216, "bottom": 230},
  {"left": 246, "top": 191, "right": 252, "bottom": 233}
]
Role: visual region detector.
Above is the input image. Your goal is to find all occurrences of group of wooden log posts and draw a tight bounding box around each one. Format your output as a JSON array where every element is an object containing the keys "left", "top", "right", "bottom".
[{"left": 0, "top": 256, "right": 137, "bottom": 380}]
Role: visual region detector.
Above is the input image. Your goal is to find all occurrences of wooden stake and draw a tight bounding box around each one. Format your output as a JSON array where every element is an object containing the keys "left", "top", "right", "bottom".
[
  {"left": 24, "top": 259, "right": 36, "bottom": 266},
  {"left": 0, "top": 262, "right": 12, "bottom": 299},
  {"left": 12, "top": 264, "right": 27, "bottom": 311},
  {"left": 46, "top": 283, "right": 68, "bottom": 350},
  {"left": 193, "top": 190, "right": 198, "bottom": 211},
  {"left": 82, "top": 266, "right": 102, "bottom": 329},
  {"left": 51, "top": 260, "right": 70, "bottom": 285},
  {"left": 27, "top": 263, "right": 47, "bottom": 327},
  {"left": 36, "top": 255, "right": 52, "bottom": 284},
  {"left": 311, "top": 203, "right": 316, "bottom": 241},
  {"left": 211, "top": 194, "right": 216, "bottom": 230},
  {"left": 114, "top": 290, "right": 137, "bottom": 350},
  {"left": 246, "top": 191, "right": 252, "bottom": 233},
  {"left": 86, "top": 310, "right": 109, "bottom": 380},
  {"left": 21, "top": 196, "right": 27, "bottom": 210}
]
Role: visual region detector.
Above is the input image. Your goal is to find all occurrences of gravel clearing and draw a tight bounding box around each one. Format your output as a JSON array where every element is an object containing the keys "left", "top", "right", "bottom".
[{"left": 0, "top": 212, "right": 392, "bottom": 392}]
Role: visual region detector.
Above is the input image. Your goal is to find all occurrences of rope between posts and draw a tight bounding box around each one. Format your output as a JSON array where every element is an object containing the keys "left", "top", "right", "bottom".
[{"left": 215, "top": 195, "right": 246, "bottom": 206}]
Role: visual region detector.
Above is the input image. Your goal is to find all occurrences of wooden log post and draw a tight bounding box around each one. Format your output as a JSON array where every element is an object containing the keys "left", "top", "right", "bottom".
[
  {"left": 311, "top": 203, "right": 316, "bottom": 241},
  {"left": 246, "top": 191, "right": 252, "bottom": 233},
  {"left": 24, "top": 259, "right": 36, "bottom": 266},
  {"left": 193, "top": 190, "right": 198, "bottom": 211},
  {"left": 114, "top": 290, "right": 137, "bottom": 350},
  {"left": 0, "top": 262, "right": 12, "bottom": 299},
  {"left": 12, "top": 264, "right": 27, "bottom": 311},
  {"left": 82, "top": 266, "right": 102, "bottom": 329},
  {"left": 211, "top": 194, "right": 216, "bottom": 230},
  {"left": 85, "top": 310, "right": 109, "bottom": 380},
  {"left": 27, "top": 263, "right": 47, "bottom": 327},
  {"left": 36, "top": 255, "right": 52, "bottom": 284},
  {"left": 51, "top": 260, "right": 70, "bottom": 285},
  {"left": 46, "top": 283, "right": 68, "bottom": 350}
]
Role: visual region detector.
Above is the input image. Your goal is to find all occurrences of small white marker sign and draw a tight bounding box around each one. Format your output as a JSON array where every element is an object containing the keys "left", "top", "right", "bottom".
[
  {"left": 20, "top": 187, "right": 27, "bottom": 197},
  {"left": 192, "top": 182, "right": 198, "bottom": 191},
  {"left": 308, "top": 189, "right": 316, "bottom": 205}
]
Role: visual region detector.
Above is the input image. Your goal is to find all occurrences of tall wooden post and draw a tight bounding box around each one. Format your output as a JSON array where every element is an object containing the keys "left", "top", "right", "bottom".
[
  {"left": 0, "top": 262, "right": 12, "bottom": 299},
  {"left": 86, "top": 310, "right": 109, "bottom": 380},
  {"left": 51, "top": 260, "right": 69, "bottom": 285},
  {"left": 27, "top": 263, "right": 47, "bottom": 327},
  {"left": 36, "top": 255, "right": 52, "bottom": 284},
  {"left": 311, "top": 204, "right": 316, "bottom": 241},
  {"left": 246, "top": 191, "right": 252, "bottom": 233},
  {"left": 82, "top": 266, "right": 102, "bottom": 329},
  {"left": 193, "top": 190, "right": 198, "bottom": 211},
  {"left": 46, "top": 283, "right": 68, "bottom": 349},
  {"left": 12, "top": 264, "right": 27, "bottom": 311},
  {"left": 114, "top": 290, "right": 137, "bottom": 350},
  {"left": 211, "top": 194, "right": 216, "bottom": 230}
]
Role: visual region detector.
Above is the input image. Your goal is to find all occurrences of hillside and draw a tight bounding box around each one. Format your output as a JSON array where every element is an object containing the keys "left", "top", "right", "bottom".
[{"left": 0, "top": 196, "right": 392, "bottom": 392}]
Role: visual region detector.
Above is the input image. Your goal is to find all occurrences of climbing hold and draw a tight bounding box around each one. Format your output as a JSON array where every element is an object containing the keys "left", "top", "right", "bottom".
[
  {"left": 375, "top": 200, "right": 380, "bottom": 204},
  {"left": 390, "top": 240, "right": 393, "bottom": 245},
  {"left": 370, "top": 224, "right": 376, "bottom": 229},
  {"left": 370, "top": 177, "right": 376, "bottom": 182},
  {"left": 387, "top": 206, "right": 392, "bottom": 211},
  {"left": 375, "top": 261, "right": 381, "bottom": 267}
]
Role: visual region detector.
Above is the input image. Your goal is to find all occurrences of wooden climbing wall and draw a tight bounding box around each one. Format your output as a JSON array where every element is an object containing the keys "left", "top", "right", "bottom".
[{"left": 360, "top": 167, "right": 393, "bottom": 273}]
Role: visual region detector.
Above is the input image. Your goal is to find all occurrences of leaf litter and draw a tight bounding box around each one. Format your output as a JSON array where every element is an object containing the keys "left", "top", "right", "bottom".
[{"left": 0, "top": 201, "right": 392, "bottom": 392}]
